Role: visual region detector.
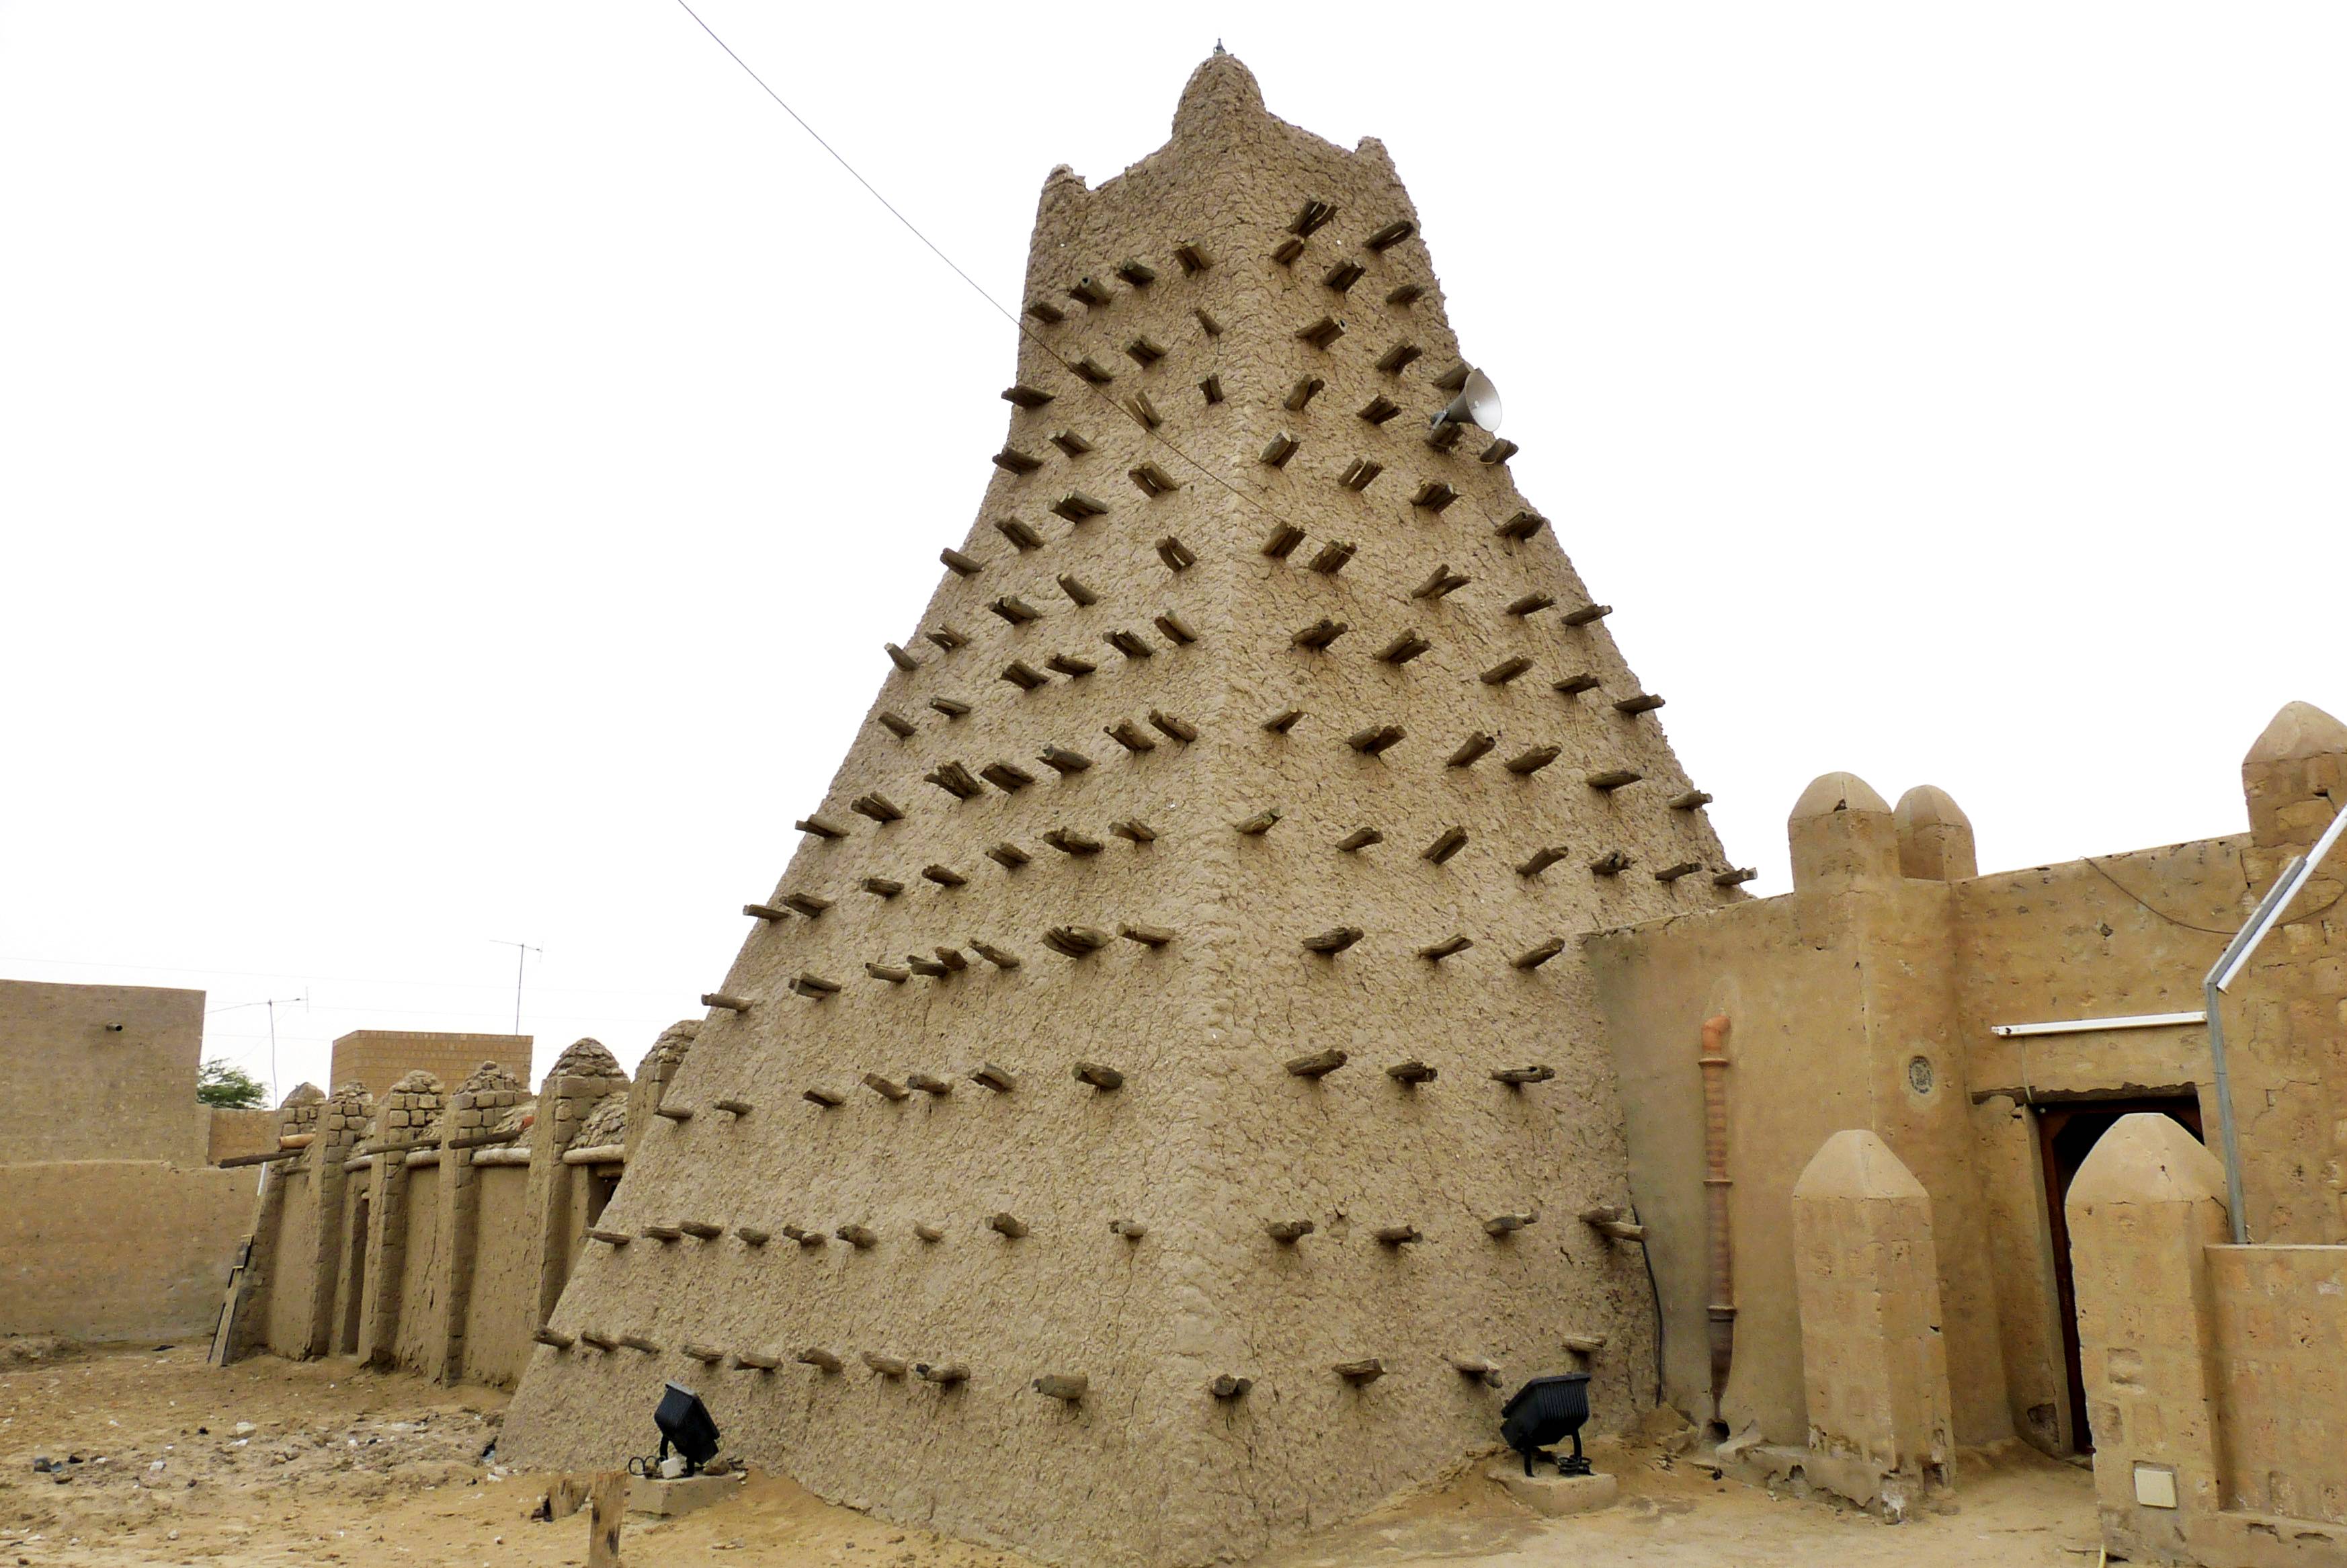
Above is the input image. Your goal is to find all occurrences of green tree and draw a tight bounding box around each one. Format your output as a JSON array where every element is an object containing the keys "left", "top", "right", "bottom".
[{"left": 197, "top": 1058, "right": 268, "bottom": 1109}]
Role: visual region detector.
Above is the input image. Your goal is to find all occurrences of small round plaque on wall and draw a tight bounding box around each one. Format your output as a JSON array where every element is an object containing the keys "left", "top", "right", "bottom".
[{"left": 1907, "top": 1055, "right": 1935, "bottom": 1095}]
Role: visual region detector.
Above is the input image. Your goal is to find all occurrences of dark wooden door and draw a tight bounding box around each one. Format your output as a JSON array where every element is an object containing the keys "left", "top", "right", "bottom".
[{"left": 2037, "top": 1096, "right": 2203, "bottom": 1453}]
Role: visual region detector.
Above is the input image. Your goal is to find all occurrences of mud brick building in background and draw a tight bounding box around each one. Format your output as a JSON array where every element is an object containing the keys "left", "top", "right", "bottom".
[
  {"left": 1, "top": 979, "right": 273, "bottom": 1342},
  {"left": 330, "top": 1028, "right": 533, "bottom": 1100}
]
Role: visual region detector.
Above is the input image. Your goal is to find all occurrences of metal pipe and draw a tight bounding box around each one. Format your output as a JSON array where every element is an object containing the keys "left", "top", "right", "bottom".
[
  {"left": 1989, "top": 1011, "right": 2205, "bottom": 1038},
  {"left": 1698, "top": 1014, "right": 1735, "bottom": 1427}
]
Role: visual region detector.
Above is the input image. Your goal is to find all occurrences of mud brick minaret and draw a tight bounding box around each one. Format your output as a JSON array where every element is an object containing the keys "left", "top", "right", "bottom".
[{"left": 503, "top": 50, "right": 1742, "bottom": 1566}]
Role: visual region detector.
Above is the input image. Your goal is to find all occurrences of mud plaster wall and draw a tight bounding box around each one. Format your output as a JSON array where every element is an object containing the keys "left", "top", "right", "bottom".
[
  {"left": 0, "top": 980, "right": 208, "bottom": 1164},
  {"left": 206, "top": 1107, "right": 278, "bottom": 1165},
  {"left": 0, "top": 1161, "right": 253, "bottom": 1342},
  {"left": 1588, "top": 884, "right": 2008, "bottom": 1448},
  {"left": 265, "top": 1171, "right": 322, "bottom": 1355},
  {"left": 562, "top": 1164, "right": 621, "bottom": 1280},
  {"left": 461, "top": 1164, "right": 535, "bottom": 1387},
  {"left": 1952, "top": 839, "right": 2239, "bottom": 1452},
  {"left": 502, "top": 54, "right": 1737, "bottom": 1568},
  {"left": 1594, "top": 775, "right": 2347, "bottom": 1462},
  {"left": 2209, "top": 1245, "right": 2347, "bottom": 1526},
  {"left": 2061, "top": 1120, "right": 2347, "bottom": 1565},
  {"left": 392, "top": 1164, "right": 445, "bottom": 1373},
  {"left": 329, "top": 1174, "right": 369, "bottom": 1357},
  {"left": 329, "top": 1032, "right": 532, "bottom": 1100}
]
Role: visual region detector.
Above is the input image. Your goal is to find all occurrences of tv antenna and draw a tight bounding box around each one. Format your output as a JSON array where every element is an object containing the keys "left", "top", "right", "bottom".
[
  {"left": 208, "top": 994, "right": 306, "bottom": 1104},
  {"left": 491, "top": 940, "right": 543, "bottom": 1036}
]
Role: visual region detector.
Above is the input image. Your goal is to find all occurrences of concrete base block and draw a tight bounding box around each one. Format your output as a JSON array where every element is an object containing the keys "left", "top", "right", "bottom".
[
  {"left": 628, "top": 1473, "right": 743, "bottom": 1517},
  {"left": 1489, "top": 1464, "right": 1618, "bottom": 1517}
]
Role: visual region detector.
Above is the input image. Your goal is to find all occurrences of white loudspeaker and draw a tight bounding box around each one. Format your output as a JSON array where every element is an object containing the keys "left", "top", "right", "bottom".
[{"left": 1430, "top": 367, "right": 1502, "bottom": 434}]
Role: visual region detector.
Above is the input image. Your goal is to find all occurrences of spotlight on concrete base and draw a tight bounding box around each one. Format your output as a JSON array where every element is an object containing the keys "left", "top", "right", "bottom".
[
  {"left": 653, "top": 1381, "right": 720, "bottom": 1478},
  {"left": 1500, "top": 1372, "right": 1592, "bottom": 1478}
]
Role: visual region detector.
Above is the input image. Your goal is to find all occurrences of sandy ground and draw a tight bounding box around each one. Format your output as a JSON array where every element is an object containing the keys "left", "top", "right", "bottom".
[{"left": 1, "top": 1341, "right": 2101, "bottom": 1567}]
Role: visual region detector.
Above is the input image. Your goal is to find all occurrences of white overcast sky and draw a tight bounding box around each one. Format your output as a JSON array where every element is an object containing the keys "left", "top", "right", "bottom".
[{"left": 3, "top": 3, "right": 2340, "bottom": 1099}]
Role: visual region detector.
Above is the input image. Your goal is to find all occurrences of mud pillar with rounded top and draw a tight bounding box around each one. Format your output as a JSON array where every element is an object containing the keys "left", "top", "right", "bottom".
[
  {"left": 2065, "top": 1112, "right": 2229, "bottom": 1566},
  {"left": 2227, "top": 701, "right": 2347, "bottom": 1244},
  {"left": 525, "top": 1039, "right": 630, "bottom": 1334},
  {"left": 1893, "top": 786, "right": 1977, "bottom": 882},
  {"left": 621, "top": 1023, "right": 694, "bottom": 1163},
  {"left": 1789, "top": 1129, "right": 1953, "bottom": 1516},
  {"left": 312, "top": 1084, "right": 380, "bottom": 1352},
  {"left": 356, "top": 1071, "right": 444, "bottom": 1368},
  {"left": 1787, "top": 772, "right": 1902, "bottom": 893},
  {"left": 433, "top": 1062, "right": 527, "bottom": 1383},
  {"left": 2242, "top": 700, "right": 2347, "bottom": 856},
  {"left": 224, "top": 1083, "right": 325, "bottom": 1361}
]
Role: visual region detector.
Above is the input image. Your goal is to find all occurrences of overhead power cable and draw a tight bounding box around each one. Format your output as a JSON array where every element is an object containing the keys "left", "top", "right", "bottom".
[
  {"left": 0, "top": 951, "right": 658, "bottom": 998},
  {"left": 668, "top": 0, "right": 1291, "bottom": 526},
  {"left": 667, "top": 3, "right": 1538, "bottom": 561}
]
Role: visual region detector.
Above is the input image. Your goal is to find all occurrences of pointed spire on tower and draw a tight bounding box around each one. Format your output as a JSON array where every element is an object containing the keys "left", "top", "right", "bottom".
[{"left": 1171, "top": 48, "right": 1266, "bottom": 140}]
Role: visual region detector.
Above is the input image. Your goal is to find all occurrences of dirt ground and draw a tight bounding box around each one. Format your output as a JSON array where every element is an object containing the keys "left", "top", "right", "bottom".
[{"left": 1, "top": 1341, "right": 2101, "bottom": 1567}]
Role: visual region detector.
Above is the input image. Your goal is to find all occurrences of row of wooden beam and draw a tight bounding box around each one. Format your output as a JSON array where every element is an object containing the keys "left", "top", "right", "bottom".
[
  {"left": 905, "top": 538, "right": 1595, "bottom": 681},
  {"left": 1018, "top": 208, "right": 1417, "bottom": 328},
  {"left": 759, "top": 833, "right": 1730, "bottom": 926},
  {"left": 779, "top": 821, "right": 1741, "bottom": 882},
  {"left": 943, "top": 425, "right": 1530, "bottom": 591},
  {"left": 886, "top": 646, "right": 1650, "bottom": 731},
  {"left": 918, "top": 546, "right": 1612, "bottom": 655},
  {"left": 991, "top": 343, "right": 1511, "bottom": 530},
  {"left": 991, "top": 418, "right": 1514, "bottom": 515},
  {"left": 530, "top": 1343, "right": 1599, "bottom": 1401},
  {"left": 585, "top": 1200, "right": 1606, "bottom": 1254},
  {"left": 653, "top": 1052, "right": 1561, "bottom": 1124},
  {"left": 1001, "top": 349, "right": 1515, "bottom": 475},
  {"left": 721, "top": 888, "right": 1764, "bottom": 999}
]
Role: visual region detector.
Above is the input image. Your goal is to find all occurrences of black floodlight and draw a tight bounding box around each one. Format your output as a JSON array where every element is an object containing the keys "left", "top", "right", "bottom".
[
  {"left": 1499, "top": 1372, "right": 1592, "bottom": 1477},
  {"left": 653, "top": 1381, "right": 720, "bottom": 1475}
]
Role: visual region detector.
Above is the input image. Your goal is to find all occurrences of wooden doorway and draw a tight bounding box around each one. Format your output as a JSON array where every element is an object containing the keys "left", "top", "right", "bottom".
[{"left": 2037, "top": 1096, "right": 2203, "bottom": 1453}]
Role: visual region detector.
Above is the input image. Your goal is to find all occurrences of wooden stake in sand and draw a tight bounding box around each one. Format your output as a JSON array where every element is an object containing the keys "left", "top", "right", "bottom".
[{"left": 587, "top": 1470, "right": 625, "bottom": 1568}]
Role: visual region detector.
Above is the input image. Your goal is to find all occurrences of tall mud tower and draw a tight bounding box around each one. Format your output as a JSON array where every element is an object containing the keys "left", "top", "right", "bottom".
[{"left": 505, "top": 52, "right": 1740, "bottom": 1566}]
